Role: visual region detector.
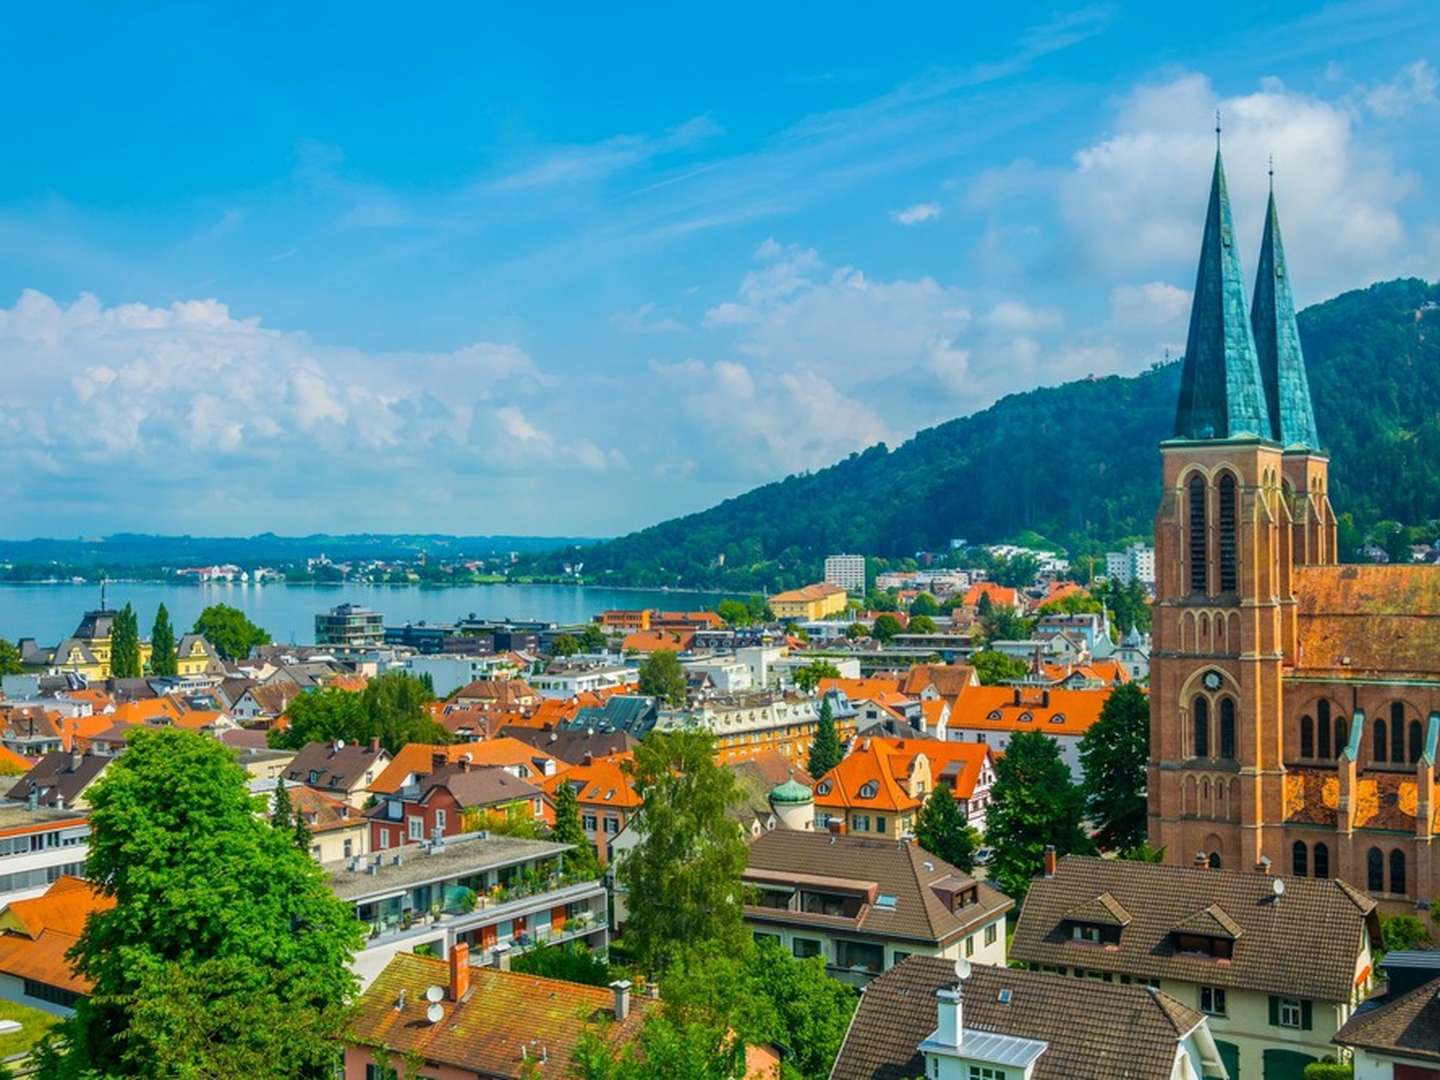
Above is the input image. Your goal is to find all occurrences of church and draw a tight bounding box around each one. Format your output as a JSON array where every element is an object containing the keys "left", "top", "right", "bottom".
[{"left": 1148, "top": 145, "right": 1440, "bottom": 910}]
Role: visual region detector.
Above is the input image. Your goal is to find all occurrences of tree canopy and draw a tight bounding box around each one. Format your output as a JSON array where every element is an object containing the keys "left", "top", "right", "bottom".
[
  {"left": 1079, "top": 682, "right": 1150, "bottom": 851},
  {"left": 192, "top": 604, "right": 271, "bottom": 661},
  {"left": 914, "top": 785, "right": 979, "bottom": 872},
  {"left": 637, "top": 650, "right": 687, "bottom": 708},
  {"left": 908, "top": 592, "right": 939, "bottom": 616},
  {"left": 970, "top": 649, "right": 1028, "bottom": 685},
  {"left": 550, "top": 777, "right": 600, "bottom": 882},
  {"left": 148, "top": 603, "right": 177, "bottom": 677},
  {"left": 986, "top": 730, "right": 1094, "bottom": 898},
  {"left": 36, "top": 728, "right": 362, "bottom": 1078},
  {"left": 0, "top": 638, "right": 23, "bottom": 676},
  {"left": 792, "top": 660, "right": 841, "bottom": 692},
  {"left": 108, "top": 603, "right": 142, "bottom": 679},
  {"left": 806, "top": 697, "right": 843, "bottom": 779},
  {"left": 617, "top": 730, "right": 749, "bottom": 974},
  {"left": 268, "top": 672, "right": 445, "bottom": 753},
  {"left": 870, "top": 614, "right": 902, "bottom": 642}
]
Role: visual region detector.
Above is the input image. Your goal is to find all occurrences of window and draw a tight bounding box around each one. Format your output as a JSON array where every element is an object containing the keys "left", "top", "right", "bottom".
[
  {"left": 968, "top": 1068, "right": 1007, "bottom": 1080},
  {"left": 308, "top": 769, "right": 320, "bottom": 784},
  {"left": 603, "top": 817, "right": 620, "bottom": 835},
  {"left": 408, "top": 816, "right": 425, "bottom": 841},
  {"left": 1219, "top": 698, "right": 1236, "bottom": 759},
  {"left": 1270, "top": 996, "right": 1309, "bottom": 1030},
  {"left": 379, "top": 829, "right": 390, "bottom": 850},
  {"left": 858, "top": 781, "right": 878, "bottom": 799},
  {"left": 1391, "top": 703, "right": 1406, "bottom": 764},
  {"left": 1200, "top": 986, "right": 1227, "bottom": 1016},
  {"left": 1218, "top": 473, "right": 1237, "bottom": 592},
  {"left": 435, "top": 809, "right": 446, "bottom": 831},
  {"left": 965, "top": 935, "right": 975, "bottom": 957},
  {"left": 1313, "top": 842, "right": 1329, "bottom": 879},
  {"left": 753, "top": 931, "right": 780, "bottom": 946},
  {"left": 1300, "top": 716, "right": 1314, "bottom": 758},
  {"left": 1189, "top": 474, "right": 1208, "bottom": 594},
  {"left": 1374, "top": 718, "right": 1387, "bottom": 764},
  {"left": 1072, "top": 924, "right": 1101, "bottom": 943},
  {"left": 1390, "top": 848, "right": 1407, "bottom": 895},
  {"left": 1207, "top": 852, "right": 1222, "bottom": 870},
  {"left": 1317, "top": 700, "right": 1332, "bottom": 758},
  {"left": 852, "top": 815, "right": 870, "bottom": 832},
  {"left": 343, "top": 838, "right": 353, "bottom": 858},
  {"left": 835, "top": 939, "right": 884, "bottom": 972},
  {"left": 1291, "top": 841, "right": 1307, "bottom": 877},
  {"left": 792, "top": 937, "right": 821, "bottom": 960},
  {"left": 1367, "top": 847, "right": 1384, "bottom": 892},
  {"left": 985, "top": 922, "right": 998, "bottom": 946},
  {"left": 582, "top": 814, "right": 598, "bottom": 832},
  {"left": 875, "top": 816, "right": 887, "bottom": 834},
  {"left": 1193, "top": 697, "right": 1210, "bottom": 758},
  {"left": 1409, "top": 720, "right": 1423, "bottom": 765}
]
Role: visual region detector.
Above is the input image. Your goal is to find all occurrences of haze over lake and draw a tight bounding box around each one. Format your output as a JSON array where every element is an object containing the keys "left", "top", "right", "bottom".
[{"left": 0, "top": 582, "right": 729, "bottom": 646}]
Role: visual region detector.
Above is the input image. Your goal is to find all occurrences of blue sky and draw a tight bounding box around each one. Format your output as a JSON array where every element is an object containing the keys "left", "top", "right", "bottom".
[{"left": 2, "top": 1, "right": 1438, "bottom": 538}]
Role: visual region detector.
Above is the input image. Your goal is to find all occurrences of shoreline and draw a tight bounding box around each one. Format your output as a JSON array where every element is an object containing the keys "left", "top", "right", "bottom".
[{"left": 0, "top": 579, "right": 750, "bottom": 597}]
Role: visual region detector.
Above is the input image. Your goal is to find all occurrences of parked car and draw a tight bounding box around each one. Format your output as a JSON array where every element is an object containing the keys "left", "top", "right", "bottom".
[{"left": 973, "top": 846, "right": 995, "bottom": 867}]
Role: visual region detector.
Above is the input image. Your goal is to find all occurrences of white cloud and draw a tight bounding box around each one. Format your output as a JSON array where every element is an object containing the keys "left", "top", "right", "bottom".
[
  {"left": 1059, "top": 72, "right": 1416, "bottom": 300},
  {"left": 891, "top": 202, "right": 942, "bottom": 225},
  {"left": 1364, "top": 60, "right": 1439, "bottom": 118}
]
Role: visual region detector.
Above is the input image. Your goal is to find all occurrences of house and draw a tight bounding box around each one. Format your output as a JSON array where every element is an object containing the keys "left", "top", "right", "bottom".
[
  {"left": 173, "top": 634, "right": 223, "bottom": 677},
  {"left": 6, "top": 751, "right": 110, "bottom": 811},
  {"left": 451, "top": 679, "right": 541, "bottom": 712},
  {"left": 831, "top": 955, "right": 1227, "bottom": 1080},
  {"left": 281, "top": 740, "right": 391, "bottom": 808},
  {"left": 1011, "top": 853, "right": 1381, "bottom": 1080},
  {"left": 0, "top": 804, "right": 90, "bottom": 904},
  {"left": 228, "top": 682, "right": 301, "bottom": 724},
  {"left": 344, "top": 947, "right": 649, "bottom": 1079},
  {"left": 538, "top": 753, "right": 640, "bottom": 867},
  {"left": 812, "top": 736, "right": 994, "bottom": 837},
  {"left": 1333, "top": 952, "right": 1440, "bottom": 1079},
  {"left": 900, "top": 663, "right": 979, "bottom": 700},
  {"left": 621, "top": 629, "right": 694, "bottom": 654},
  {"left": 0, "top": 875, "right": 111, "bottom": 1016},
  {"left": 742, "top": 830, "right": 1011, "bottom": 985},
  {"left": 768, "top": 583, "right": 848, "bottom": 621},
  {"left": 940, "top": 685, "right": 1111, "bottom": 781},
  {"left": 962, "top": 582, "right": 1024, "bottom": 613},
  {"left": 497, "top": 726, "right": 638, "bottom": 767},
  {"left": 0, "top": 708, "right": 68, "bottom": 758},
  {"left": 266, "top": 783, "right": 367, "bottom": 863},
  {"left": 37, "top": 608, "right": 153, "bottom": 680},
  {"left": 367, "top": 761, "right": 545, "bottom": 851},
  {"left": 328, "top": 832, "right": 609, "bottom": 987},
  {"left": 562, "top": 694, "right": 659, "bottom": 738},
  {"left": 657, "top": 691, "right": 822, "bottom": 767},
  {"left": 369, "top": 739, "right": 559, "bottom": 795},
  {"left": 529, "top": 663, "right": 639, "bottom": 701}
]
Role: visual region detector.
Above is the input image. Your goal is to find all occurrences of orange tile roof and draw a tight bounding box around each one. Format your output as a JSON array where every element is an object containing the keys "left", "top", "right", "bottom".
[
  {"left": 541, "top": 753, "right": 641, "bottom": 810},
  {"left": 57, "top": 713, "right": 121, "bottom": 751},
  {"left": 0, "top": 744, "right": 34, "bottom": 773},
  {"left": 0, "top": 929, "right": 90, "bottom": 994},
  {"left": 371, "top": 738, "right": 559, "bottom": 794},
  {"left": 945, "top": 685, "right": 1110, "bottom": 736},
  {"left": 770, "top": 583, "right": 847, "bottom": 604},
  {"left": 816, "top": 677, "right": 905, "bottom": 702},
  {"left": 326, "top": 674, "right": 370, "bottom": 692},
  {"left": 621, "top": 629, "right": 694, "bottom": 653},
  {"left": 64, "top": 688, "right": 114, "bottom": 710},
  {"left": 962, "top": 582, "right": 1020, "bottom": 609},
  {"left": 814, "top": 736, "right": 994, "bottom": 812},
  {"left": 900, "top": 664, "right": 978, "bottom": 697},
  {"left": 109, "top": 698, "right": 185, "bottom": 725},
  {"left": 1, "top": 876, "right": 112, "bottom": 939}
]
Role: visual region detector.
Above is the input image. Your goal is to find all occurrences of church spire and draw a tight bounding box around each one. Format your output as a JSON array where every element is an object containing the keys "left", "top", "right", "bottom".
[
  {"left": 1172, "top": 149, "right": 1272, "bottom": 442},
  {"left": 1250, "top": 181, "right": 1320, "bottom": 451}
]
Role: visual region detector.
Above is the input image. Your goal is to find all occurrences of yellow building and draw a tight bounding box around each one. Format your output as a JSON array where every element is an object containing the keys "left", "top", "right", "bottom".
[
  {"left": 48, "top": 609, "right": 152, "bottom": 680},
  {"left": 174, "top": 633, "right": 223, "bottom": 677},
  {"left": 768, "top": 583, "right": 848, "bottom": 621}
]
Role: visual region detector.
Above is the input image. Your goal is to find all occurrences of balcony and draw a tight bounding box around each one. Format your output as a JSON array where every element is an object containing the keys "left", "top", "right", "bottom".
[{"left": 360, "top": 877, "right": 607, "bottom": 953}]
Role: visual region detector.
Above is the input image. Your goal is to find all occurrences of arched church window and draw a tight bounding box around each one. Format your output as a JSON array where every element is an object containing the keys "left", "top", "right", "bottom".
[
  {"left": 1313, "top": 842, "right": 1329, "bottom": 879},
  {"left": 1292, "top": 841, "right": 1308, "bottom": 877},
  {"left": 1335, "top": 714, "right": 1348, "bottom": 761},
  {"left": 1390, "top": 849, "right": 1407, "bottom": 895},
  {"left": 1374, "top": 718, "right": 1387, "bottom": 765},
  {"left": 1367, "top": 847, "right": 1384, "bottom": 892},
  {"left": 1410, "top": 720, "right": 1423, "bottom": 765},
  {"left": 1192, "top": 697, "right": 1209, "bottom": 758},
  {"left": 1219, "top": 698, "right": 1236, "bottom": 760},
  {"left": 1188, "top": 474, "right": 1207, "bottom": 594},
  {"left": 1207, "top": 852, "right": 1222, "bottom": 870},
  {"left": 1390, "top": 703, "right": 1405, "bottom": 764},
  {"left": 1300, "top": 716, "right": 1314, "bottom": 759},
  {"left": 1218, "top": 473, "right": 1238, "bottom": 592},
  {"left": 1317, "top": 701, "right": 1331, "bottom": 758}
]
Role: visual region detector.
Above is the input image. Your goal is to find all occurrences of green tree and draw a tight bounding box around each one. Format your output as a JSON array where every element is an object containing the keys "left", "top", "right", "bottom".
[
  {"left": 510, "top": 941, "right": 612, "bottom": 987},
  {"left": 986, "top": 730, "right": 1094, "bottom": 899},
  {"left": 980, "top": 606, "right": 1033, "bottom": 643},
  {"left": 148, "top": 603, "right": 178, "bottom": 677},
  {"left": 807, "top": 697, "right": 844, "bottom": 779},
  {"left": 637, "top": 650, "right": 687, "bottom": 708},
  {"left": 908, "top": 614, "right": 938, "bottom": 634},
  {"left": 914, "top": 786, "right": 979, "bottom": 872},
  {"left": 1079, "top": 682, "right": 1150, "bottom": 851},
  {"left": 193, "top": 604, "right": 271, "bottom": 661},
  {"left": 108, "top": 603, "right": 142, "bottom": 679},
  {"left": 716, "top": 599, "right": 752, "bottom": 626},
  {"left": 1380, "top": 913, "right": 1433, "bottom": 956},
  {"left": 578, "top": 624, "right": 608, "bottom": 652},
  {"left": 0, "top": 638, "right": 23, "bottom": 676},
  {"left": 617, "top": 730, "right": 749, "bottom": 974},
  {"left": 792, "top": 660, "right": 841, "bottom": 693},
  {"left": 551, "top": 779, "right": 600, "bottom": 882},
  {"left": 1037, "top": 591, "right": 1101, "bottom": 616},
  {"left": 843, "top": 622, "right": 868, "bottom": 640},
  {"left": 271, "top": 775, "right": 294, "bottom": 835},
  {"left": 909, "top": 592, "right": 939, "bottom": 616},
  {"left": 971, "top": 649, "right": 1028, "bottom": 685},
  {"left": 870, "top": 614, "right": 902, "bottom": 642},
  {"left": 552, "top": 634, "right": 580, "bottom": 657},
  {"left": 864, "top": 590, "right": 898, "bottom": 612},
  {"left": 36, "top": 728, "right": 362, "bottom": 1078},
  {"left": 269, "top": 673, "right": 445, "bottom": 754}
]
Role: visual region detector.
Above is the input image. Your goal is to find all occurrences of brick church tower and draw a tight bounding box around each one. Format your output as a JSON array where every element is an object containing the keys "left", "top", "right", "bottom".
[{"left": 1148, "top": 148, "right": 1336, "bottom": 871}]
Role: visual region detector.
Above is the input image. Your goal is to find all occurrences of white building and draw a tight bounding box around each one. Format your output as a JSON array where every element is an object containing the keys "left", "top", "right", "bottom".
[
  {"left": 824, "top": 554, "right": 867, "bottom": 594},
  {"left": 405, "top": 655, "right": 517, "bottom": 698},
  {"left": 683, "top": 657, "right": 754, "bottom": 694},
  {"left": 0, "top": 805, "right": 90, "bottom": 904},
  {"left": 528, "top": 663, "right": 639, "bottom": 700},
  {"left": 1105, "top": 542, "right": 1156, "bottom": 586}
]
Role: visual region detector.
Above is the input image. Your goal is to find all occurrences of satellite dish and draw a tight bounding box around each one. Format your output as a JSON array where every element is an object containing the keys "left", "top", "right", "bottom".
[
  {"left": 425, "top": 985, "right": 445, "bottom": 1003},
  {"left": 426, "top": 1003, "right": 444, "bottom": 1024},
  {"left": 1272, "top": 878, "right": 1286, "bottom": 897},
  {"left": 955, "top": 958, "right": 971, "bottom": 981}
]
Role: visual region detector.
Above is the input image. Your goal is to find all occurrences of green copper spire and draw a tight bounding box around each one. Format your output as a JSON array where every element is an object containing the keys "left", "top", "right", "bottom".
[
  {"left": 1251, "top": 185, "right": 1320, "bottom": 451},
  {"left": 1172, "top": 150, "right": 1273, "bottom": 441}
]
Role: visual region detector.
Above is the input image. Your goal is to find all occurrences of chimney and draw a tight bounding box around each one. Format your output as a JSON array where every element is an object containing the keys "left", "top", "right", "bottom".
[
  {"left": 582, "top": 752, "right": 593, "bottom": 766},
  {"left": 432, "top": 750, "right": 449, "bottom": 769},
  {"left": 1255, "top": 855, "right": 1272, "bottom": 875},
  {"left": 459, "top": 754, "right": 472, "bottom": 773},
  {"left": 610, "top": 979, "right": 632, "bottom": 1021},
  {"left": 370, "top": 737, "right": 380, "bottom": 753},
  {"left": 492, "top": 942, "right": 511, "bottom": 971},
  {"left": 935, "top": 985, "right": 963, "bottom": 1048},
  {"left": 449, "top": 942, "right": 471, "bottom": 1001},
  {"left": 1012, "top": 688, "right": 1021, "bottom": 706},
  {"left": 70, "top": 750, "right": 83, "bottom": 773},
  {"left": 1042, "top": 845, "right": 1057, "bottom": 878},
  {"left": 1194, "top": 851, "right": 1208, "bottom": 869},
  {"left": 1041, "top": 689, "right": 1050, "bottom": 707}
]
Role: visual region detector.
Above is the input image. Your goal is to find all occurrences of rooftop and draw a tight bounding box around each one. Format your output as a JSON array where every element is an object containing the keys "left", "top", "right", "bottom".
[{"left": 325, "top": 833, "right": 569, "bottom": 902}]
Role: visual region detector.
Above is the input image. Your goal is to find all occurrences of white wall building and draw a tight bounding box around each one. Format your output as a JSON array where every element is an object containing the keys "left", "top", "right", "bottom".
[
  {"left": 405, "top": 655, "right": 517, "bottom": 698},
  {"left": 824, "top": 554, "right": 867, "bottom": 594},
  {"left": 1106, "top": 542, "right": 1156, "bottom": 586}
]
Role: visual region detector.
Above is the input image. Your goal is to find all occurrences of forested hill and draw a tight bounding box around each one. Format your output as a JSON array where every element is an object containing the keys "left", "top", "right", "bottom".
[{"left": 531, "top": 278, "right": 1440, "bottom": 591}]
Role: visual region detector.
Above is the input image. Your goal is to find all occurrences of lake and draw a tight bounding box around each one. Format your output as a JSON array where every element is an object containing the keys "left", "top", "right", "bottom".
[{"left": 0, "top": 582, "right": 731, "bottom": 646}]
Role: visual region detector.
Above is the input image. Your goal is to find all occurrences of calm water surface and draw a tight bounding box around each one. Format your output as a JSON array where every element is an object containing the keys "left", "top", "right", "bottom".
[{"left": 0, "top": 582, "right": 730, "bottom": 646}]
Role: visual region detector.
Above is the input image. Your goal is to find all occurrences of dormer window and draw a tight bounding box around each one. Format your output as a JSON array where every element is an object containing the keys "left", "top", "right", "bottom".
[
  {"left": 815, "top": 781, "right": 832, "bottom": 796},
  {"left": 1072, "top": 924, "right": 1103, "bottom": 943},
  {"left": 1049, "top": 713, "right": 1066, "bottom": 724},
  {"left": 987, "top": 710, "right": 1002, "bottom": 721},
  {"left": 1018, "top": 712, "right": 1033, "bottom": 723},
  {"left": 858, "top": 781, "right": 879, "bottom": 799}
]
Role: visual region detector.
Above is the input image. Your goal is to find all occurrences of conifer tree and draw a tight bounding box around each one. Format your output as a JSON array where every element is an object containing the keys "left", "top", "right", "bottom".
[
  {"left": 108, "top": 603, "right": 142, "bottom": 679},
  {"left": 914, "top": 785, "right": 978, "bottom": 872},
  {"left": 149, "top": 604, "right": 178, "bottom": 677},
  {"left": 271, "top": 776, "right": 293, "bottom": 835},
  {"left": 551, "top": 779, "right": 599, "bottom": 881},
  {"left": 807, "top": 697, "right": 843, "bottom": 779}
]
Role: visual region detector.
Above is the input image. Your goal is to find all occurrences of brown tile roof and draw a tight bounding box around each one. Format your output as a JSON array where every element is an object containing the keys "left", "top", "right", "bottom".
[
  {"left": 498, "top": 726, "right": 638, "bottom": 766},
  {"left": 283, "top": 741, "right": 389, "bottom": 792},
  {"left": 6, "top": 751, "right": 109, "bottom": 807},
  {"left": 348, "top": 952, "right": 650, "bottom": 1077},
  {"left": 1012, "top": 855, "right": 1380, "bottom": 1002},
  {"left": 1294, "top": 564, "right": 1440, "bottom": 678},
  {"left": 371, "top": 739, "right": 558, "bottom": 794},
  {"left": 899, "top": 663, "right": 977, "bottom": 698},
  {"left": 1061, "top": 891, "right": 1131, "bottom": 928},
  {"left": 1334, "top": 977, "right": 1440, "bottom": 1063},
  {"left": 830, "top": 956, "right": 1201, "bottom": 1080},
  {"left": 288, "top": 785, "right": 363, "bottom": 834},
  {"left": 744, "top": 831, "right": 1011, "bottom": 946},
  {"left": 420, "top": 765, "right": 543, "bottom": 810}
]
